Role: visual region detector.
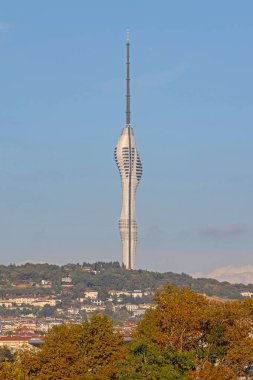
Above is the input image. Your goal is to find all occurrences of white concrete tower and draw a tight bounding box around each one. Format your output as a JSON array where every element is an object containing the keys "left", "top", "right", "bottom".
[{"left": 114, "top": 32, "right": 142, "bottom": 269}]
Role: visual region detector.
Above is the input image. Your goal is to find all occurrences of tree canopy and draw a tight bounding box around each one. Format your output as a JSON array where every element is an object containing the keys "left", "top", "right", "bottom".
[
  {"left": 136, "top": 285, "right": 253, "bottom": 379},
  {"left": 1, "top": 285, "right": 253, "bottom": 379}
]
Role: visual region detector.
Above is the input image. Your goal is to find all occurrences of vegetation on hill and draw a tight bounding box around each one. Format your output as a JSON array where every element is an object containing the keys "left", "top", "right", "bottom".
[
  {"left": 1, "top": 285, "right": 253, "bottom": 379},
  {"left": 0, "top": 261, "right": 252, "bottom": 300}
]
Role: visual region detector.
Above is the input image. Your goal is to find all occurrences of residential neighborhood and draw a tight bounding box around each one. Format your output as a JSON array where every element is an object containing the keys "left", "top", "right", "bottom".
[{"left": 0, "top": 261, "right": 252, "bottom": 354}]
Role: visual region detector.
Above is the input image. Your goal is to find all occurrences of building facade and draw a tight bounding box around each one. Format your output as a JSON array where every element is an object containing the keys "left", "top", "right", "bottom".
[{"left": 114, "top": 34, "right": 142, "bottom": 269}]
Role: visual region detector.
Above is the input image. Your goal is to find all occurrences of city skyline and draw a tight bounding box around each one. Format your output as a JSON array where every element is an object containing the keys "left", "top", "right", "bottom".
[
  {"left": 114, "top": 34, "right": 142, "bottom": 269},
  {"left": 0, "top": 2, "right": 253, "bottom": 278}
]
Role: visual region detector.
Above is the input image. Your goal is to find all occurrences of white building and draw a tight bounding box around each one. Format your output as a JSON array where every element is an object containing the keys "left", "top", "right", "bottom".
[
  {"left": 125, "top": 304, "right": 139, "bottom": 312},
  {"left": 133, "top": 309, "right": 146, "bottom": 317},
  {"left": 108, "top": 290, "right": 130, "bottom": 297},
  {"left": 0, "top": 297, "right": 57, "bottom": 307},
  {"left": 0, "top": 335, "right": 43, "bottom": 352},
  {"left": 131, "top": 290, "right": 143, "bottom": 298},
  {"left": 241, "top": 292, "right": 253, "bottom": 298},
  {"left": 81, "top": 305, "right": 106, "bottom": 313},
  {"left": 0, "top": 301, "right": 13, "bottom": 308},
  {"left": 61, "top": 277, "right": 72, "bottom": 283},
  {"left": 84, "top": 290, "right": 98, "bottom": 300},
  {"left": 114, "top": 34, "right": 142, "bottom": 270},
  {"left": 108, "top": 289, "right": 143, "bottom": 298},
  {"left": 91, "top": 299, "right": 103, "bottom": 305}
]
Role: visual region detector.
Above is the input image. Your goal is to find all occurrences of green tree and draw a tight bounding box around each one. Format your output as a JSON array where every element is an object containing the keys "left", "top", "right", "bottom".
[
  {"left": 117, "top": 341, "right": 194, "bottom": 379},
  {"left": 37, "top": 304, "right": 56, "bottom": 318},
  {"left": 0, "top": 347, "right": 15, "bottom": 362},
  {"left": 135, "top": 285, "right": 253, "bottom": 379}
]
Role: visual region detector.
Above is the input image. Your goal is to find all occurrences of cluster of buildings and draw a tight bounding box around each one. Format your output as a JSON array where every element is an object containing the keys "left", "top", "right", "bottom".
[
  {"left": 0, "top": 297, "right": 57, "bottom": 308},
  {"left": 0, "top": 284, "right": 154, "bottom": 352},
  {"left": 0, "top": 335, "right": 44, "bottom": 352},
  {"left": 0, "top": 316, "right": 63, "bottom": 352},
  {"left": 0, "top": 315, "right": 139, "bottom": 352}
]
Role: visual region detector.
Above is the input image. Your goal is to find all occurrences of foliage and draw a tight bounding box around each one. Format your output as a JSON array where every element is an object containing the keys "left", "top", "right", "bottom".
[
  {"left": 117, "top": 341, "right": 194, "bottom": 379},
  {"left": 0, "top": 362, "right": 24, "bottom": 380},
  {"left": 22, "top": 314, "right": 125, "bottom": 379},
  {"left": 0, "top": 261, "right": 249, "bottom": 303},
  {"left": 0, "top": 347, "right": 15, "bottom": 362},
  {"left": 1, "top": 286, "right": 253, "bottom": 378},
  {"left": 136, "top": 285, "right": 253, "bottom": 379},
  {"left": 37, "top": 304, "right": 57, "bottom": 318}
]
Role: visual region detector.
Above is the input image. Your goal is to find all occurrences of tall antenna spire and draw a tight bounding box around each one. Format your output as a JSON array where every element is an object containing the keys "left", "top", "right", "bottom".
[{"left": 126, "top": 29, "right": 131, "bottom": 126}]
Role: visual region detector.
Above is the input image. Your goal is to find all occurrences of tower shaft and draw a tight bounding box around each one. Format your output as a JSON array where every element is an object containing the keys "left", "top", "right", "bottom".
[{"left": 114, "top": 33, "right": 142, "bottom": 270}]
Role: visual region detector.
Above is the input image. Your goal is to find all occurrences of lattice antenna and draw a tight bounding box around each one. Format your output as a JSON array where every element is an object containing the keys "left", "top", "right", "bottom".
[{"left": 126, "top": 29, "right": 131, "bottom": 125}]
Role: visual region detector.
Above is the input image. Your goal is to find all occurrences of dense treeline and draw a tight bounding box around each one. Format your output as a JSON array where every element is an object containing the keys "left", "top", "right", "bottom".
[
  {"left": 1, "top": 285, "right": 253, "bottom": 379},
  {"left": 0, "top": 261, "right": 252, "bottom": 299}
]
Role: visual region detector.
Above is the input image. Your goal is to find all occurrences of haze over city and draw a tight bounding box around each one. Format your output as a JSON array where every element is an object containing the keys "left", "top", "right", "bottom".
[{"left": 1, "top": 1, "right": 253, "bottom": 281}]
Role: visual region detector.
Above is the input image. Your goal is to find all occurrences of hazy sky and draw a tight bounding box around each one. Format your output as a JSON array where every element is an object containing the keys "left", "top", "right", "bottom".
[{"left": 0, "top": 1, "right": 253, "bottom": 275}]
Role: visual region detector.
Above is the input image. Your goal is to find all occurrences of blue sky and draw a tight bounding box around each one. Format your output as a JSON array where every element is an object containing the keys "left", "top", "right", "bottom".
[{"left": 0, "top": 1, "right": 253, "bottom": 275}]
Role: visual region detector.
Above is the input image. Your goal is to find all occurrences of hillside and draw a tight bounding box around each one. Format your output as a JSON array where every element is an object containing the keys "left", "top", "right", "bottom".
[{"left": 0, "top": 261, "right": 252, "bottom": 300}]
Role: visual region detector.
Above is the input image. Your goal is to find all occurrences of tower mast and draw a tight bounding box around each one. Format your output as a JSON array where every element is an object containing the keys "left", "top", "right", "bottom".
[
  {"left": 126, "top": 29, "right": 131, "bottom": 126},
  {"left": 126, "top": 30, "right": 132, "bottom": 267}
]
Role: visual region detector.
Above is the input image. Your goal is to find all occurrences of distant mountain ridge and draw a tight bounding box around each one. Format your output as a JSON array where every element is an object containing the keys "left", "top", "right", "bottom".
[{"left": 193, "top": 265, "right": 253, "bottom": 285}]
